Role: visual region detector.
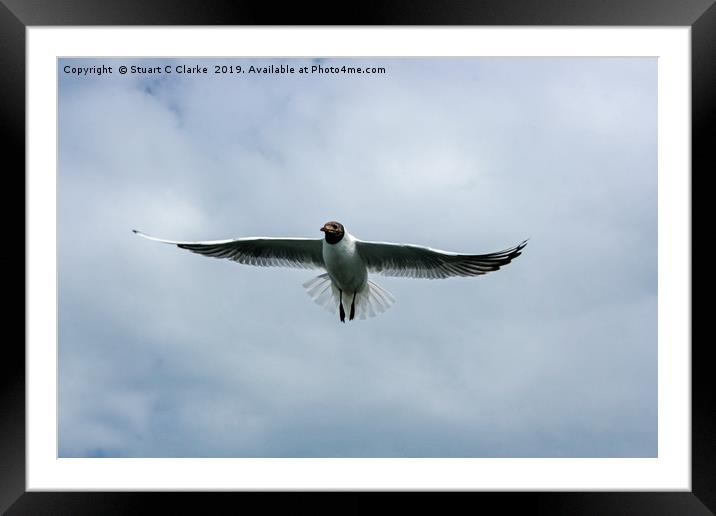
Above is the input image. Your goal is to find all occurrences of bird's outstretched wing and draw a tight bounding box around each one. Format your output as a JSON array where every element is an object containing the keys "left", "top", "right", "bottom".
[
  {"left": 133, "top": 230, "right": 325, "bottom": 269},
  {"left": 355, "top": 238, "right": 527, "bottom": 279}
]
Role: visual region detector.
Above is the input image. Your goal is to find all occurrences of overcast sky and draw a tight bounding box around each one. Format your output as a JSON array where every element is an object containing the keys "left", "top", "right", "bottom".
[{"left": 58, "top": 57, "right": 657, "bottom": 458}]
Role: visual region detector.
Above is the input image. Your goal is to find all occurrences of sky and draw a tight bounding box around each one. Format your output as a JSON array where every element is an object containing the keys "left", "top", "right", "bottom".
[{"left": 58, "top": 57, "right": 657, "bottom": 458}]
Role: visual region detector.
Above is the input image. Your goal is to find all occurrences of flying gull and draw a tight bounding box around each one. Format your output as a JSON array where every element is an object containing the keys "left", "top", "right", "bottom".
[{"left": 133, "top": 221, "right": 527, "bottom": 322}]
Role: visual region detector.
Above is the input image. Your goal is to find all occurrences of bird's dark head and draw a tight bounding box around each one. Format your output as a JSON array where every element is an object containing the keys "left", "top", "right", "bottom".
[{"left": 320, "top": 221, "right": 345, "bottom": 244}]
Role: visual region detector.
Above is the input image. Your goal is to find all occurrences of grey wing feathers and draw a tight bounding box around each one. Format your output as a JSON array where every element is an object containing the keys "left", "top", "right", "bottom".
[
  {"left": 355, "top": 239, "right": 527, "bottom": 279},
  {"left": 133, "top": 230, "right": 324, "bottom": 269}
]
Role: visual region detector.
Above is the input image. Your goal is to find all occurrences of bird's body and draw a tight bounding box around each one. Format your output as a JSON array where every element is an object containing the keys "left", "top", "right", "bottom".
[
  {"left": 322, "top": 231, "right": 367, "bottom": 295},
  {"left": 134, "top": 221, "right": 527, "bottom": 322}
]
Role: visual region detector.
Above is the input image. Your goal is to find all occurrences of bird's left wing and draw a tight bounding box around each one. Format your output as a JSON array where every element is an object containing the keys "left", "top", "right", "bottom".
[
  {"left": 133, "top": 230, "right": 325, "bottom": 270},
  {"left": 355, "top": 238, "right": 527, "bottom": 279}
]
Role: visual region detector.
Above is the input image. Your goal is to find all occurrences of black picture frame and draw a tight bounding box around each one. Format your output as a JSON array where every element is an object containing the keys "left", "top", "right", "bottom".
[{"left": 5, "top": 1, "right": 710, "bottom": 514}]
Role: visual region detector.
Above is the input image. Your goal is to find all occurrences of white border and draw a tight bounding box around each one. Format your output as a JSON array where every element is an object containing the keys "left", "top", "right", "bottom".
[{"left": 27, "top": 27, "right": 690, "bottom": 490}]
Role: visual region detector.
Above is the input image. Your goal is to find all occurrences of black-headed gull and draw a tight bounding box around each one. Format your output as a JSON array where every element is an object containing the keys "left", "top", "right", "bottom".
[{"left": 133, "top": 221, "right": 527, "bottom": 322}]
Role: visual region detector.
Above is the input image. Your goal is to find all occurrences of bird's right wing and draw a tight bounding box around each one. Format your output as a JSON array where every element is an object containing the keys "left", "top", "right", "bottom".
[
  {"left": 133, "top": 230, "right": 325, "bottom": 270},
  {"left": 355, "top": 238, "right": 527, "bottom": 279}
]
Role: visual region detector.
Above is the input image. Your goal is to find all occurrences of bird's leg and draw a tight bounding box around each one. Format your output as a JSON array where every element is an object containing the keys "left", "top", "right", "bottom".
[
  {"left": 349, "top": 292, "right": 356, "bottom": 321},
  {"left": 339, "top": 289, "right": 345, "bottom": 323}
]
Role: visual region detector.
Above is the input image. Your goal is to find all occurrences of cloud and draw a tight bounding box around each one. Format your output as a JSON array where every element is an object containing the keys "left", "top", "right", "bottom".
[{"left": 58, "top": 57, "right": 657, "bottom": 457}]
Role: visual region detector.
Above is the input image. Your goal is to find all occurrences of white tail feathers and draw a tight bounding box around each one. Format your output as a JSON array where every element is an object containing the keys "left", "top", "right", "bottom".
[{"left": 302, "top": 273, "right": 396, "bottom": 320}]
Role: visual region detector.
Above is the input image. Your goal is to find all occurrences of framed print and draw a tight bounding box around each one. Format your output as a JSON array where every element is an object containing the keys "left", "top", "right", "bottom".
[{"left": 7, "top": 0, "right": 711, "bottom": 514}]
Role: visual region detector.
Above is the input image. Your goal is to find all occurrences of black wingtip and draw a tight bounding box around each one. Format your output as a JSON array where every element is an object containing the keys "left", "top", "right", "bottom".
[
  {"left": 132, "top": 229, "right": 139, "bottom": 234},
  {"left": 513, "top": 238, "right": 529, "bottom": 252},
  {"left": 506, "top": 239, "right": 529, "bottom": 260}
]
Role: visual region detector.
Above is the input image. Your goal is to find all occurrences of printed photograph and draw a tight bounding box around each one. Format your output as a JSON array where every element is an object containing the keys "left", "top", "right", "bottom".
[{"left": 58, "top": 57, "right": 657, "bottom": 457}]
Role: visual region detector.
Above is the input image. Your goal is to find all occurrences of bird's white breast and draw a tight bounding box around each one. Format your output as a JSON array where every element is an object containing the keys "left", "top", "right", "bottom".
[{"left": 322, "top": 233, "right": 368, "bottom": 293}]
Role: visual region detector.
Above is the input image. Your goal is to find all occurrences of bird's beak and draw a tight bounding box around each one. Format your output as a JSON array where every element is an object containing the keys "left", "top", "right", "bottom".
[{"left": 320, "top": 227, "right": 326, "bottom": 232}]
